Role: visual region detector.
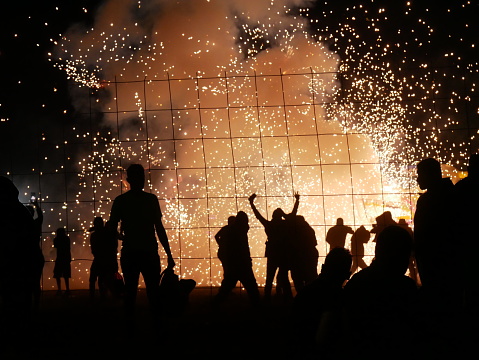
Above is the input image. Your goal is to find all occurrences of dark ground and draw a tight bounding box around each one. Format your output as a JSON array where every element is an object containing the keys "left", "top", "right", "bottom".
[
  {"left": 1, "top": 286, "right": 476, "bottom": 359},
  {"left": 0, "top": 287, "right": 298, "bottom": 360}
]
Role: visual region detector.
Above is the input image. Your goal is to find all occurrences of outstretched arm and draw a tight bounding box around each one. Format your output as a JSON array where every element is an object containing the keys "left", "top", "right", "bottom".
[
  {"left": 155, "top": 219, "right": 175, "bottom": 269},
  {"left": 290, "top": 192, "right": 300, "bottom": 216},
  {"left": 109, "top": 199, "right": 121, "bottom": 235},
  {"left": 248, "top": 193, "right": 268, "bottom": 226}
]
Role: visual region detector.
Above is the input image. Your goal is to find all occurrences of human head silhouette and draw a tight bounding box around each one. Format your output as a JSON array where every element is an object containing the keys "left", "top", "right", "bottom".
[
  {"left": 336, "top": 218, "right": 344, "bottom": 226},
  {"left": 0, "top": 176, "right": 19, "bottom": 202},
  {"left": 235, "top": 211, "right": 249, "bottom": 231},
  {"left": 374, "top": 225, "right": 412, "bottom": 275},
  {"left": 227, "top": 215, "right": 236, "bottom": 226},
  {"left": 321, "top": 247, "right": 352, "bottom": 281},
  {"left": 93, "top": 216, "right": 104, "bottom": 230},
  {"left": 126, "top": 164, "right": 145, "bottom": 191},
  {"left": 272, "top": 208, "right": 285, "bottom": 220},
  {"left": 236, "top": 211, "right": 248, "bottom": 224},
  {"left": 56, "top": 228, "right": 66, "bottom": 237},
  {"left": 417, "top": 158, "right": 442, "bottom": 190}
]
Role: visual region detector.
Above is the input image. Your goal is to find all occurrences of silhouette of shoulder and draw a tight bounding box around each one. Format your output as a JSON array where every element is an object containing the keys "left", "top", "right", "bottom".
[{"left": 110, "top": 190, "right": 162, "bottom": 251}]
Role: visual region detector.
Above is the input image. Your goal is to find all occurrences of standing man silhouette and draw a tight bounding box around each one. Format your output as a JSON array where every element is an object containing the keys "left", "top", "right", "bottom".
[
  {"left": 414, "top": 158, "right": 457, "bottom": 295},
  {"left": 109, "top": 164, "right": 175, "bottom": 328},
  {"left": 326, "top": 218, "right": 354, "bottom": 250}
]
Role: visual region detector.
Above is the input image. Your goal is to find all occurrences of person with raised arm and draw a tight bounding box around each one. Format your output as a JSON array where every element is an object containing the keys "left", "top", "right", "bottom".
[{"left": 248, "top": 192, "right": 299, "bottom": 301}]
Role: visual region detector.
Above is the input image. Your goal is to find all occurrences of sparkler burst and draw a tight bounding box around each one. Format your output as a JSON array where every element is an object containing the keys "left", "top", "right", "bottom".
[{"left": 2, "top": 0, "right": 477, "bottom": 288}]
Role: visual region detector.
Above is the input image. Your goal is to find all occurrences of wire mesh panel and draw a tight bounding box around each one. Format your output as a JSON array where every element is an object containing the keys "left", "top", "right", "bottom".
[{"left": 2, "top": 68, "right": 477, "bottom": 289}]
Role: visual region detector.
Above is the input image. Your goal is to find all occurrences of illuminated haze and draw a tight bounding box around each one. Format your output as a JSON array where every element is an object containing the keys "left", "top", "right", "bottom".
[{"left": 50, "top": 0, "right": 434, "bottom": 286}]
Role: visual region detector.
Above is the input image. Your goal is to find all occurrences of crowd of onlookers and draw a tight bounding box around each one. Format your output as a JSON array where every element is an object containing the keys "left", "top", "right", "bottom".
[{"left": 1, "top": 155, "right": 478, "bottom": 357}]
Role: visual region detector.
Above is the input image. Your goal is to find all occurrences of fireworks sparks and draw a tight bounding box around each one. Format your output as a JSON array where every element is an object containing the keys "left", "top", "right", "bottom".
[{"left": 2, "top": 0, "right": 478, "bottom": 288}]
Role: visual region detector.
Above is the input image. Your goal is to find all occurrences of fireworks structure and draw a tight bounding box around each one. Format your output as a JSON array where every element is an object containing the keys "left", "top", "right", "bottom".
[{"left": 2, "top": 0, "right": 477, "bottom": 288}]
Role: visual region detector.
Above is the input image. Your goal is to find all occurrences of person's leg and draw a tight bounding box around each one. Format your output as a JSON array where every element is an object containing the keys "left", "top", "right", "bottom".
[
  {"left": 240, "top": 266, "right": 260, "bottom": 306},
  {"left": 264, "top": 258, "right": 277, "bottom": 300},
  {"left": 33, "top": 256, "right": 44, "bottom": 309},
  {"left": 290, "top": 263, "right": 305, "bottom": 294},
  {"left": 64, "top": 277, "right": 70, "bottom": 295},
  {"left": 120, "top": 250, "right": 141, "bottom": 325},
  {"left": 97, "top": 261, "right": 108, "bottom": 298},
  {"left": 141, "top": 252, "right": 162, "bottom": 309},
  {"left": 65, "top": 263, "right": 71, "bottom": 295},
  {"left": 140, "top": 252, "right": 163, "bottom": 329},
  {"left": 89, "top": 260, "right": 98, "bottom": 297},
  {"left": 276, "top": 266, "right": 292, "bottom": 300},
  {"left": 55, "top": 277, "right": 62, "bottom": 294}
]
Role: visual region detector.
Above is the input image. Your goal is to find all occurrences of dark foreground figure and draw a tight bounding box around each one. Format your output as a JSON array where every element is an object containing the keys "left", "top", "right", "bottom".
[
  {"left": 292, "top": 247, "right": 352, "bottom": 359},
  {"left": 344, "top": 225, "right": 418, "bottom": 358},
  {"left": 214, "top": 211, "right": 260, "bottom": 306},
  {"left": 109, "top": 164, "right": 175, "bottom": 331}
]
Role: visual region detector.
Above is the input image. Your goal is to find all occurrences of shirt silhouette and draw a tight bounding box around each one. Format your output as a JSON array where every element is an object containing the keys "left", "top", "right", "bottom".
[{"left": 326, "top": 218, "right": 354, "bottom": 249}]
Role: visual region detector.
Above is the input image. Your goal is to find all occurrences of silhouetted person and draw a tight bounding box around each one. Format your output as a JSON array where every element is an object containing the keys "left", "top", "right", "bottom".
[
  {"left": 343, "top": 225, "right": 418, "bottom": 358},
  {"left": 53, "top": 228, "right": 71, "bottom": 296},
  {"left": 215, "top": 215, "right": 236, "bottom": 264},
  {"left": 89, "top": 216, "right": 119, "bottom": 299},
  {"left": 26, "top": 198, "right": 44, "bottom": 310},
  {"left": 103, "top": 220, "right": 121, "bottom": 296},
  {"left": 413, "top": 158, "right": 459, "bottom": 305},
  {"left": 109, "top": 164, "right": 175, "bottom": 329},
  {"left": 370, "top": 211, "right": 397, "bottom": 242},
  {"left": 249, "top": 193, "right": 299, "bottom": 301},
  {"left": 326, "top": 218, "right": 354, "bottom": 249},
  {"left": 292, "top": 247, "right": 352, "bottom": 359},
  {"left": 89, "top": 216, "right": 105, "bottom": 297},
  {"left": 455, "top": 154, "right": 479, "bottom": 345},
  {"left": 350, "top": 225, "right": 370, "bottom": 274},
  {"left": 456, "top": 154, "right": 479, "bottom": 305},
  {"left": 289, "top": 215, "right": 319, "bottom": 292},
  {"left": 0, "top": 176, "right": 37, "bottom": 334},
  {"left": 214, "top": 211, "right": 260, "bottom": 306}
]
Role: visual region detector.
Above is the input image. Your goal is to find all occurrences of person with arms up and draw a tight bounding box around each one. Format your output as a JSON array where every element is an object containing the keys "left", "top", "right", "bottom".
[{"left": 248, "top": 192, "right": 300, "bottom": 302}]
